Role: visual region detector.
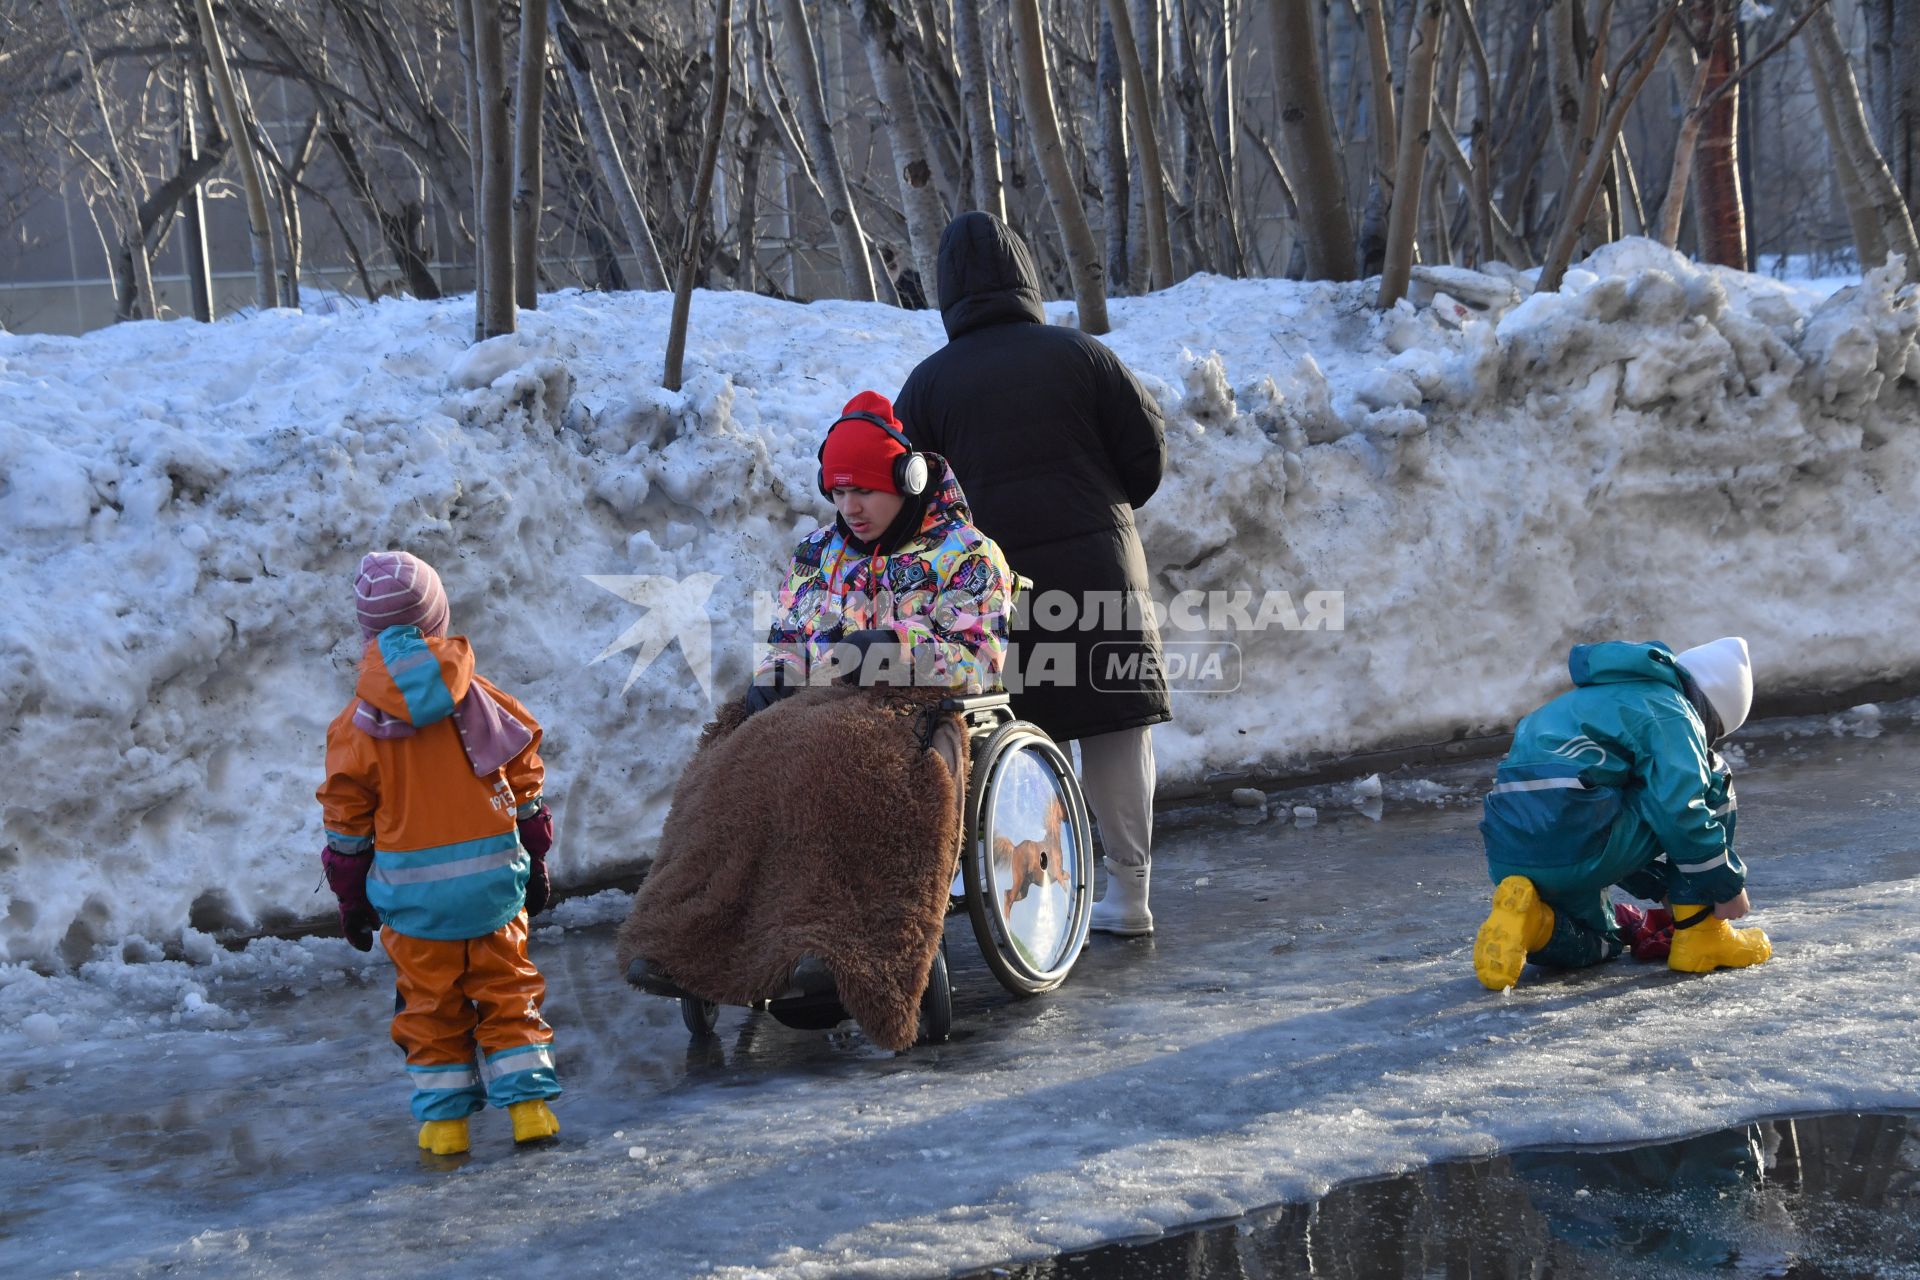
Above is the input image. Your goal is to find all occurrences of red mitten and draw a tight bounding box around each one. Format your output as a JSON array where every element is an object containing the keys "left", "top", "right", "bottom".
[
  {"left": 1614, "top": 902, "right": 1673, "bottom": 962},
  {"left": 1634, "top": 907, "right": 1673, "bottom": 962}
]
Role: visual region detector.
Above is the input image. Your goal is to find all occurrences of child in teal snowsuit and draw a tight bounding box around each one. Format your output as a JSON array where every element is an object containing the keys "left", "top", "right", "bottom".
[{"left": 1473, "top": 638, "right": 1772, "bottom": 989}]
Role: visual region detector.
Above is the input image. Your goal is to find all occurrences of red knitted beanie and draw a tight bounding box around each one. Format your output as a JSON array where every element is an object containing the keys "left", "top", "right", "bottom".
[{"left": 820, "top": 392, "right": 907, "bottom": 494}]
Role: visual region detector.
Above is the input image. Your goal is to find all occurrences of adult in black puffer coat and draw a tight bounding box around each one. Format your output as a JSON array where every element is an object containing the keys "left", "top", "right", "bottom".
[{"left": 896, "top": 212, "right": 1170, "bottom": 936}]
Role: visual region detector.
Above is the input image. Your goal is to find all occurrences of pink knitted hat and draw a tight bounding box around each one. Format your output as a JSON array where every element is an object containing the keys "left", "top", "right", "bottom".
[{"left": 354, "top": 551, "right": 451, "bottom": 640}]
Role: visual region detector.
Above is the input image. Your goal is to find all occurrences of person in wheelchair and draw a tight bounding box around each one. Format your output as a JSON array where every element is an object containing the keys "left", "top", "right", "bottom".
[
  {"left": 617, "top": 392, "right": 1040, "bottom": 1052},
  {"left": 745, "top": 390, "right": 1015, "bottom": 708}
]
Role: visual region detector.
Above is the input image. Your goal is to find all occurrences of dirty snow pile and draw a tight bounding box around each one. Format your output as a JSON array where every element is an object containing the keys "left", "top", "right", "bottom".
[{"left": 1, "top": 238, "right": 1915, "bottom": 963}]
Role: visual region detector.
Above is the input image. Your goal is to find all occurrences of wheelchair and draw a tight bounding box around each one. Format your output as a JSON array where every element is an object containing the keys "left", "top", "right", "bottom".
[{"left": 627, "top": 626, "right": 1097, "bottom": 1047}]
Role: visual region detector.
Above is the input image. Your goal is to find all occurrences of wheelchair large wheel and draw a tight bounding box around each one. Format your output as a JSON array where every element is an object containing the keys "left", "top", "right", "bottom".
[{"left": 962, "top": 721, "right": 1094, "bottom": 995}]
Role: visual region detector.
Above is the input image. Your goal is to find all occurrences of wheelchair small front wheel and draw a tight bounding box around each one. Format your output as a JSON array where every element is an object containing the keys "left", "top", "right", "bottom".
[
  {"left": 680, "top": 997, "right": 720, "bottom": 1039},
  {"left": 962, "top": 721, "right": 1095, "bottom": 995}
]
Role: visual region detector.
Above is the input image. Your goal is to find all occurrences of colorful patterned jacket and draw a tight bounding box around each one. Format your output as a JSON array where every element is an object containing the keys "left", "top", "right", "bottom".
[{"left": 756, "top": 457, "right": 1014, "bottom": 691}]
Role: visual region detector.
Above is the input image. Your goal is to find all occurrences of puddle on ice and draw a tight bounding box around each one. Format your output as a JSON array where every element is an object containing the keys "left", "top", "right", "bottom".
[{"left": 970, "top": 1111, "right": 1920, "bottom": 1279}]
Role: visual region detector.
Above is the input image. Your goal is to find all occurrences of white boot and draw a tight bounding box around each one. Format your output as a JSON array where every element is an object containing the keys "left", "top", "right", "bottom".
[{"left": 1090, "top": 858, "right": 1153, "bottom": 935}]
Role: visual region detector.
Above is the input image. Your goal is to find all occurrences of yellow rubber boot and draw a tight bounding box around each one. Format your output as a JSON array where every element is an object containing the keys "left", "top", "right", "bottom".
[
  {"left": 418, "top": 1118, "right": 470, "bottom": 1155},
  {"left": 509, "top": 1099, "right": 561, "bottom": 1144},
  {"left": 1668, "top": 906, "right": 1772, "bottom": 973},
  {"left": 1473, "top": 876, "right": 1556, "bottom": 990}
]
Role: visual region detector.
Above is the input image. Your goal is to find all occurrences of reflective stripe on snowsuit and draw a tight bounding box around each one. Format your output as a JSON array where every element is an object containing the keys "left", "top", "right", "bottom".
[{"left": 385, "top": 914, "right": 560, "bottom": 1121}]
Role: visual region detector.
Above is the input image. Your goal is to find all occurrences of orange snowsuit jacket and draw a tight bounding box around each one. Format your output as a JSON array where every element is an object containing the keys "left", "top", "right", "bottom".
[{"left": 318, "top": 634, "right": 544, "bottom": 940}]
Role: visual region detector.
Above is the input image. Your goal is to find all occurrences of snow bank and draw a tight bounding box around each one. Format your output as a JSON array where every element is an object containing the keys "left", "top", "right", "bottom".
[{"left": 1, "top": 239, "right": 1915, "bottom": 962}]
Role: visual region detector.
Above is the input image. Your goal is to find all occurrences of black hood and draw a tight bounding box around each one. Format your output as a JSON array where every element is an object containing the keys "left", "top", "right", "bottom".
[{"left": 937, "top": 212, "right": 1046, "bottom": 339}]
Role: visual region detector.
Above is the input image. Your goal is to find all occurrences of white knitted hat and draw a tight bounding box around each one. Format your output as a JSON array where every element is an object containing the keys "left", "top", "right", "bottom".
[{"left": 1676, "top": 637, "right": 1753, "bottom": 738}]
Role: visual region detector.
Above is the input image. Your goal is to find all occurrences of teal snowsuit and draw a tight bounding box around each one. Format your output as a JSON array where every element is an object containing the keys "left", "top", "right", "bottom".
[{"left": 1479, "top": 641, "right": 1745, "bottom": 969}]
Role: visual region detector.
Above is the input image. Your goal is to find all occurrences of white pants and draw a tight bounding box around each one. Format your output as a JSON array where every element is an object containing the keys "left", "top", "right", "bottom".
[{"left": 1075, "top": 726, "right": 1156, "bottom": 870}]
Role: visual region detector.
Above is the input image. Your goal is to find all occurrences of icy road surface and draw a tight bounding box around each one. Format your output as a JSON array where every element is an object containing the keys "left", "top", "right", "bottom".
[{"left": 3, "top": 715, "right": 1917, "bottom": 1278}]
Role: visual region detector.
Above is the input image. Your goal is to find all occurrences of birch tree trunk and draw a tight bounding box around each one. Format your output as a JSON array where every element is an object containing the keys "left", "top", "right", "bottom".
[
  {"left": 953, "top": 0, "right": 1006, "bottom": 220},
  {"left": 1379, "top": 0, "right": 1443, "bottom": 307},
  {"left": 1353, "top": 0, "right": 1395, "bottom": 275},
  {"left": 1614, "top": 134, "right": 1646, "bottom": 235},
  {"left": 1132, "top": 0, "right": 1166, "bottom": 143},
  {"left": 665, "top": 0, "right": 733, "bottom": 390},
  {"left": 849, "top": 0, "right": 946, "bottom": 292},
  {"left": 472, "top": 0, "right": 516, "bottom": 337},
  {"left": 1213, "top": 6, "right": 1242, "bottom": 270},
  {"left": 1803, "top": 0, "right": 1920, "bottom": 279},
  {"left": 279, "top": 174, "right": 304, "bottom": 310},
  {"left": 1099, "top": 17, "right": 1132, "bottom": 292},
  {"left": 513, "top": 0, "right": 549, "bottom": 309},
  {"left": 1538, "top": 5, "right": 1675, "bottom": 292},
  {"left": 1126, "top": 150, "right": 1152, "bottom": 288},
  {"left": 1169, "top": 0, "right": 1194, "bottom": 198},
  {"left": 272, "top": 116, "right": 318, "bottom": 309},
  {"left": 1104, "top": 0, "right": 1174, "bottom": 289},
  {"left": 1212, "top": 3, "right": 1234, "bottom": 190},
  {"left": 777, "top": 0, "right": 877, "bottom": 300},
  {"left": 1862, "top": 0, "right": 1895, "bottom": 152},
  {"left": 1899, "top": 0, "right": 1920, "bottom": 213},
  {"left": 1544, "top": 0, "right": 1584, "bottom": 162},
  {"left": 1656, "top": 39, "right": 1714, "bottom": 248},
  {"left": 1807, "top": 45, "right": 1888, "bottom": 270},
  {"left": 1444, "top": 0, "right": 1495, "bottom": 264},
  {"left": 738, "top": 111, "right": 770, "bottom": 293},
  {"left": 240, "top": 82, "right": 304, "bottom": 310},
  {"left": 1545, "top": 0, "right": 1612, "bottom": 253},
  {"left": 1265, "top": 0, "right": 1357, "bottom": 279},
  {"left": 325, "top": 115, "right": 444, "bottom": 300},
  {"left": 58, "top": 0, "right": 159, "bottom": 321},
  {"left": 1128, "top": 0, "right": 1165, "bottom": 289},
  {"left": 1010, "top": 0, "right": 1110, "bottom": 332},
  {"left": 906, "top": 0, "right": 967, "bottom": 204},
  {"left": 196, "top": 0, "right": 278, "bottom": 312},
  {"left": 179, "top": 75, "right": 215, "bottom": 321},
  {"left": 457, "top": 0, "right": 487, "bottom": 336},
  {"left": 1205, "top": 8, "right": 1246, "bottom": 274},
  {"left": 550, "top": 0, "right": 668, "bottom": 290},
  {"left": 1359, "top": 0, "right": 1398, "bottom": 182},
  {"left": 1570, "top": 0, "right": 1620, "bottom": 249},
  {"left": 1432, "top": 106, "right": 1528, "bottom": 261}
]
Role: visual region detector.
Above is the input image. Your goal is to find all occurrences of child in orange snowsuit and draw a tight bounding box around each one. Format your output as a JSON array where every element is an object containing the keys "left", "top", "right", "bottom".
[{"left": 317, "top": 551, "right": 562, "bottom": 1155}]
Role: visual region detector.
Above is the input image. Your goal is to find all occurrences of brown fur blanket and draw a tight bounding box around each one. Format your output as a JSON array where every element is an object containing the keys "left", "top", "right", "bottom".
[{"left": 615, "top": 685, "right": 968, "bottom": 1051}]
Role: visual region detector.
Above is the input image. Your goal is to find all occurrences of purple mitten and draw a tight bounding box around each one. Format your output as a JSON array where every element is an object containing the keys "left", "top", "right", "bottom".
[
  {"left": 524, "top": 855, "right": 552, "bottom": 917},
  {"left": 517, "top": 805, "right": 554, "bottom": 859},
  {"left": 322, "top": 846, "right": 379, "bottom": 952},
  {"left": 517, "top": 806, "right": 554, "bottom": 916}
]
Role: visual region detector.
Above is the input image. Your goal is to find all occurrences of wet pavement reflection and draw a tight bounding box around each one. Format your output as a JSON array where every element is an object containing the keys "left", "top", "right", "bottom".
[
  {"left": 6, "top": 710, "right": 1919, "bottom": 1276},
  {"left": 970, "top": 1111, "right": 1920, "bottom": 1278}
]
